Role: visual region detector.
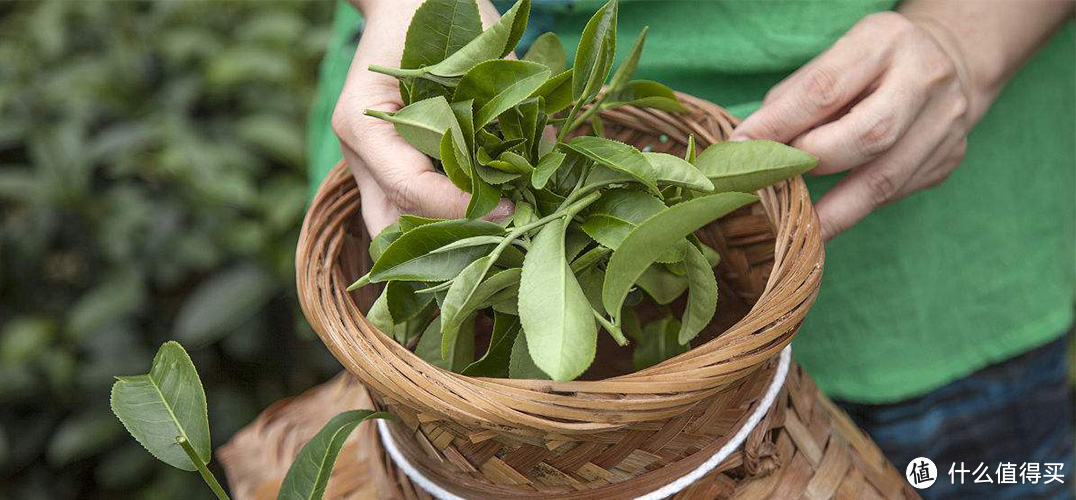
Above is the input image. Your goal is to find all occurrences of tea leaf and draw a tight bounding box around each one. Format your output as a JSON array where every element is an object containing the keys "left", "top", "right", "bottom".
[
  {"left": 634, "top": 264, "right": 688, "bottom": 305},
  {"left": 508, "top": 329, "right": 549, "bottom": 379},
  {"left": 694, "top": 140, "right": 818, "bottom": 193},
  {"left": 461, "top": 312, "right": 520, "bottom": 377},
  {"left": 602, "top": 192, "right": 757, "bottom": 323},
  {"left": 429, "top": 234, "right": 506, "bottom": 254},
  {"left": 531, "top": 150, "right": 566, "bottom": 189},
  {"left": 565, "top": 136, "right": 658, "bottom": 193},
  {"left": 416, "top": 315, "right": 475, "bottom": 371},
  {"left": 469, "top": 166, "right": 503, "bottom": 219},
  {"left": 531, "top": 70, "right": 573, "bottom": 114},
  {"left": 369, "top": 223, "right": 402, "bottom": 262},
  {"left": 398, "top": 215, "right": 442, "bottom": 232},
  {"left": 110, "top": 341, "right": 209, "bottom": 471},
  {"left": 685, "top": 135, "right": 697, "bottom": 165},
  {"left": 386, "top": 281, "right": 435, "bottom": 323},
  {"left": 401, "top": 0, "right": 483, "bottom": 70},
  {"left": 440, "top": 130, "right": 473, "bottom": 191},
  {"left": 448, "top": 102, "right": 501, "bottom": 219},
  {"left": 628, "top": 315, "right": 688, "bottom": 370},
  {"left": 365, "top": 288, "right": 395, "bottom": 335},
  {"left": 576, "top": 264, "right": 606, "bottom": 315},
  {"left": 440, "top": 255, "right": 494, "bottom": 358},
  {"left": 573, "top": 0, "right": 617, "bottom": 100},
  {"left": 607, "top": 26, "right": 647, "bottom": 93},
  {"left": 276, "top": 410, "right": 395, "bottom": 500},
  {"left": 642, "top": 152, "right": 713, "bottom": 192},
  {"left": 365, "top": 96, "right": 455, "bottom": 159},
  {"left": 677, "top": 243, "right": 717, "bottom": 344},
  {"left": 581, "top": 188, "right": 661, "bottom": 244},
  {"left": 523, "top": 32, "right": 566, "bottom": 73},
  {"left": 498, "top": 151, "right": 533, "bottom": 173},
  {"left": 370, "top": 219, "right": 505, "bottom": 282},
  {"left": 450, "top": 99, "right": 476, "bottom": 153},
  {"left": 518, "top": 217, "right": 597, "bottom": 381},
  {"left": 602, "top": 80, "right": 686, "bottom": 113},
  {"left": 453, "top": 60, "right": 550, "bottom": 129},
  {"left": 426, "top": 0, "right": 531, "bottom": 77}
]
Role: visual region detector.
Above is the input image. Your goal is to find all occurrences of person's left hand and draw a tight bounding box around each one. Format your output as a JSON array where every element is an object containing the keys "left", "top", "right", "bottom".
[{"left": 729, "top": 12, "right": 976, "bottom": 241}]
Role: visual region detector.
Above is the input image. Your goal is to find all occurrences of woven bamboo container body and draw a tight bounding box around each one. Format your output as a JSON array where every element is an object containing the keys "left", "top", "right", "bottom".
[
  {"left": 220, "top": 368, "right": 919, "bottom": 499},
  {"left": 295, "top": 93, "right": 840, "bottom": 497}
]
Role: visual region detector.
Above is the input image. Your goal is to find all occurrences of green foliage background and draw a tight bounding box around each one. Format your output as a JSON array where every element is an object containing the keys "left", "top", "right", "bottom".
[{"left": 0, "top": 1, "right": 336, "bottom": 498}]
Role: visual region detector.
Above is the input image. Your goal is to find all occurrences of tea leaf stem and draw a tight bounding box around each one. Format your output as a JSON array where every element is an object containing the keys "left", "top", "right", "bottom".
[
  {"left": 368, "top": 64, "right": 425, "bottom": 79},
  {"left": 176, "top": 437, "right": 231, "bottom": 500}
]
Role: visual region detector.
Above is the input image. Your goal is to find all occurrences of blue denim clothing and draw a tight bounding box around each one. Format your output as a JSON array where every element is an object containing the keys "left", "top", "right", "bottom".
[{"left": 839, "top": 331, "right": 1075, "bottom": 500}]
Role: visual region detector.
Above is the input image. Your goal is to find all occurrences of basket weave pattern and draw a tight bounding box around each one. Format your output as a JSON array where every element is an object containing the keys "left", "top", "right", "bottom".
[
  {"left": 220, "top": 367, "right": 918, "bottom": 499},
  {"left": 295, "top": 93, "right": 832, "bottom": 497}
]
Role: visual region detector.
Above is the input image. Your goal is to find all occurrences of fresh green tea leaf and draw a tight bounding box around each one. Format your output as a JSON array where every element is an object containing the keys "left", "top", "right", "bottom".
[
  {"left": 602, "top": 192, "right": 757, "bottom": 323},
  {"left": 602, "top": 80, "right": 686, "bottom": 113},
  {"left": 518, "top": 217, "right": 597, "bottom": 381},
  {"left": 677, "top": 243, "right": 717, "bottom": 344},
  {"left": 494, "top": 151, "right": 533, "bottom": 174},
  {"left": 694, "top": 140, "right": 818, "bottom": 193},
  {"left": 386, "top": 281, "right": 435, "bottom": 323},
  {"left": 572, "top": 0, "right": 617, "bottom": 100},
  {"left": 425, "top": 0, "right": 531, "bottom": 77},
  {"left": 607, "top": 26, "right": 647, "bottom": 93},
  {"left": 643, "top": 152, "right": 713, "bottom": 192},
  {"left": 439, "top": 130, "right": 473, "bottom": 192},
  {"left": 508, "top": 329, "right": 549, "bottom": 379},
  {"left": 565, "top": 136, "right": 658, "bottom": 193},
  {"left": 531, "top": 70, "right": 573, "bottom": 114},
  {"left": 580, "top": 188, "right": 685, "bottom": 263},
  {"left": 523, "top": 32, "right": 566, "bottom": 73},
  {"left": 531, "top": 150, "right": 566, "bottom": 189},
  {"left": 416, "top": 315, "right": 475, "bottom": 371},
  {"left": 634, "top": 264, "right": 688, "bottom": 305},
  {"left": 370, "top": 223, "right": 402, "bottom": 261},
  {"left": 628, "top": 315, "right": 688, "bottom": 370},
  {"left": 401, "top": 0, "right": 483, "bottom": 70},
  {"left": 440, "top": 255, "right": 494, "bottom": 358},
  {"left": 685, "top": 134, "right": 697, "bottom": 165},
  {"left": 398, "top": 215, "right": 442, "bottom": 232},
  {"left": 276, "top": 410, "right": 395, "bottom": 500},
  {"left": 369, "top": 219, "right": 505, "bottom": 282},
  {"left": 110, "top": 341, "right": 210, "bottom": 471},
  {"left": 453, "top": 60, "right": 550, "bottom": 129},
  {"left": 461, "top": 312, "right": 520, "bottom": 377},
  {"left": 366, "top": 96, "right": 456, "bottom": 159}
]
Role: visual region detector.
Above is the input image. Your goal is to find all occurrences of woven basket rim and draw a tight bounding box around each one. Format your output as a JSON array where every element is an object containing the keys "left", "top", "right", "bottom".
[{"left": 296, "top": 92, "right": 825, "bottom": 434}]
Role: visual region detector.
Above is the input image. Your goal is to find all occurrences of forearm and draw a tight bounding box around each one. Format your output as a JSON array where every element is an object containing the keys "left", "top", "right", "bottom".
[{"left": 900, "top": 0, "right": 1073, "bottom": 119}]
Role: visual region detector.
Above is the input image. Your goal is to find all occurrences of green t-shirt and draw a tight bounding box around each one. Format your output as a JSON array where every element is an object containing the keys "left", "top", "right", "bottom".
[{"left": 308, "top": 1, "right": 1075, "bottom": 403}]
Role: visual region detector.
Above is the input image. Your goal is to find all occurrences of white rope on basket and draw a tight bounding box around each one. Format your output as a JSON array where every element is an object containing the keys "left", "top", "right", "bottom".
[{"left": 378, "top": 345, "right": 792, "bottom": 500}]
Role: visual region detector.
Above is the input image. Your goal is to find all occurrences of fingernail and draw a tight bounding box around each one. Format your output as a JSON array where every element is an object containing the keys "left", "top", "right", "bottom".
[
  {"left": 727, "top": 131, "right": 749, "bottom": 142},
  {"left": 487, "top": 199, "right": 515, "bottom": 221}
]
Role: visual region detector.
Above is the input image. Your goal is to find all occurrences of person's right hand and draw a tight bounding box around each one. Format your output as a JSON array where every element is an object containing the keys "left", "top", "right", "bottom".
[{"left": 332, "top": 0, "right": 513, "bottom": 236}]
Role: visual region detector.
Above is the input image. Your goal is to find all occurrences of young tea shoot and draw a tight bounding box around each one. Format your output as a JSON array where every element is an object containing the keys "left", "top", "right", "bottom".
[{"left": 111, "top": 341, "right": 393, "bottom": 500}]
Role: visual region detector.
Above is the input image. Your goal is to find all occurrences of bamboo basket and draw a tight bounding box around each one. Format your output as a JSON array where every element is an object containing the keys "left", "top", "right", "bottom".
[
  {"left": 288, "top": 93, "right": 917, "bottom": 499},
  {"left": 220, "top": 367, "right": 919, "bottom": 499}
]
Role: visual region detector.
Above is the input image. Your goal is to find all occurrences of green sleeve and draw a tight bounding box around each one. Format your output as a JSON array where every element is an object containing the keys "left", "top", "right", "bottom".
[{"left": 307, "top": 1, "right": 363, "bottom": 199}]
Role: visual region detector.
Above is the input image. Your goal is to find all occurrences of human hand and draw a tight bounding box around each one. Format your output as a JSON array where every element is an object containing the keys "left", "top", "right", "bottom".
[
  {"left": 332, "top": 0, "right": 512, "bottom": 236},
  {"left": 729, "top": 12, "right": 977, "bottom": 241}
]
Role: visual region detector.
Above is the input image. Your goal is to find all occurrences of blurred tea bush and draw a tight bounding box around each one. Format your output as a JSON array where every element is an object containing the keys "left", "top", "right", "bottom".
[{"left": 0, "top": 1, "right": 337, "bottom": 498}]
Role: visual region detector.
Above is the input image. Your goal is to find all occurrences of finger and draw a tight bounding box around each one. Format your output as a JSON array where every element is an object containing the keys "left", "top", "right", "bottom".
[
  {"left": 814, "top": 102, "right": 954, "bottom": 241},
  {"left": 792, "top": 77, "right": 929, "bottom": 175},
  {"left": 343, "top": 145, "right": 400, "bottom": 236},
  {"left": 730, "top": 31, "right": 889, "bottom": 143},
  {"left": 335, "top": 104, "right": 471, "bottom": 218}
]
